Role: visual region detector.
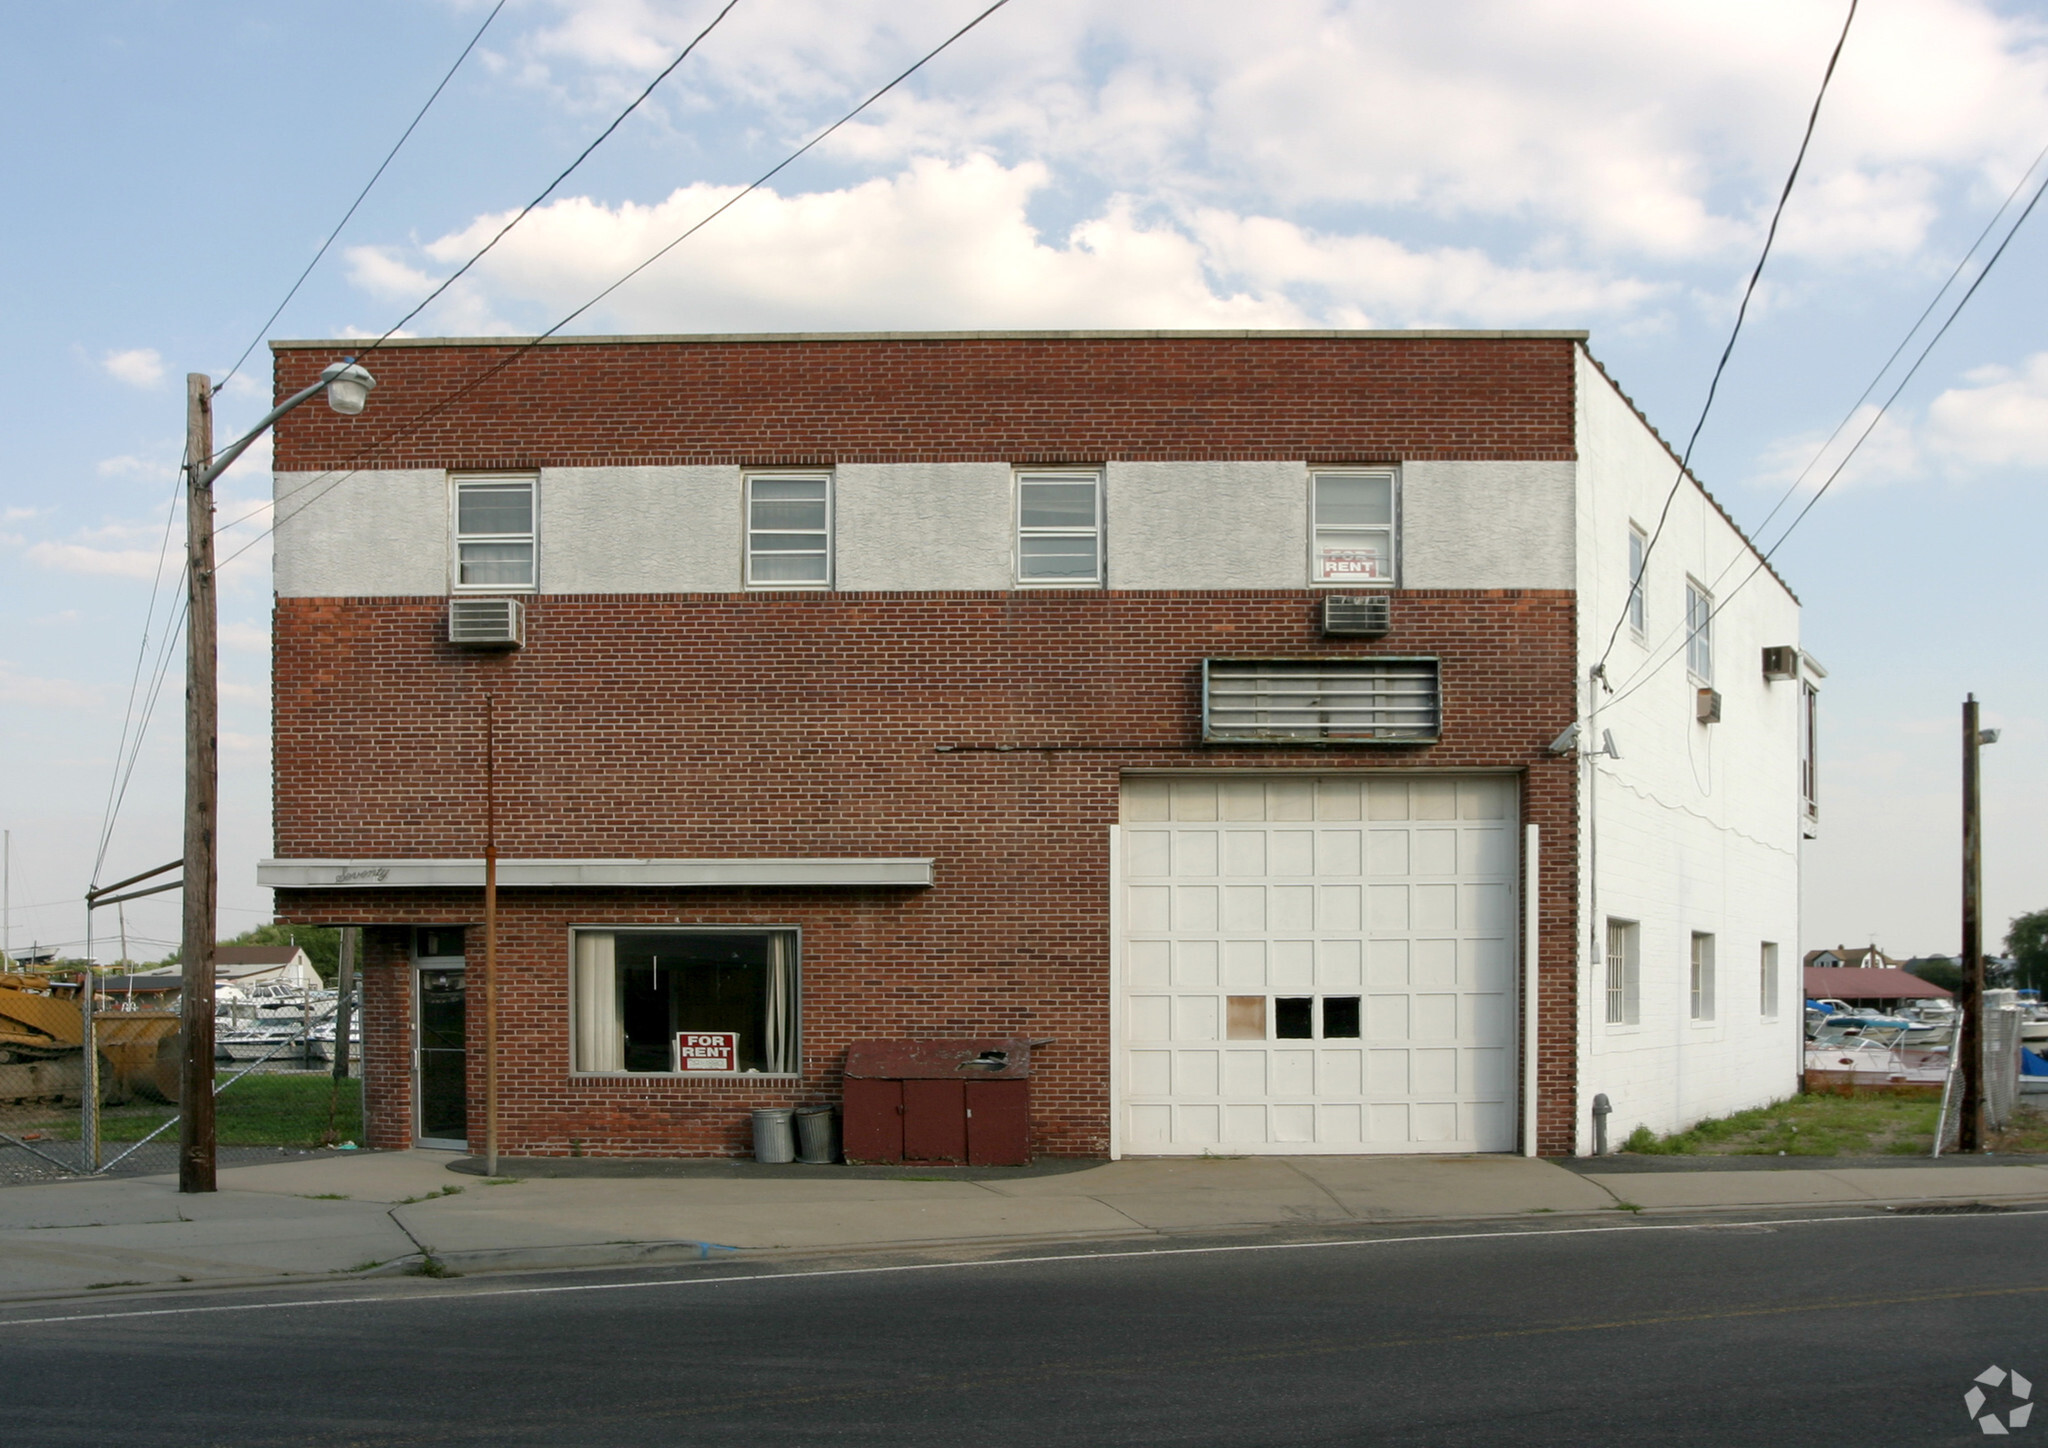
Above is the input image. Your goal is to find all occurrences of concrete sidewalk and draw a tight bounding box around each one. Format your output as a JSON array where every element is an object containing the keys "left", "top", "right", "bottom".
[{"left": 3, "top": 1147, "right": 2046, "bottom": 1304}]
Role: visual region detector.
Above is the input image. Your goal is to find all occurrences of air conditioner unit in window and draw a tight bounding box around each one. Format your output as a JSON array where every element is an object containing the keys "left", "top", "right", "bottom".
[
  {"left": 1761, "top": 646, "right": 1798, "bottom": 681},
  {"left": 448, "top": 597, "right": 524, "bottom": 648},
  {"left": 1696, "top": 687, "right": 1722, "bottom": 725},
  {"left": 1321, "top": 594, "right": 1391, "bottom": 637}
]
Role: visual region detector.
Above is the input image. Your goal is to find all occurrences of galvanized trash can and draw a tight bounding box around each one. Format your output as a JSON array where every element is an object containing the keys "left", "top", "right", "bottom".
[
  {"left": 751, "top": 1107, "right": 796, "bottom": 1164},
  {"left": 794, "top": 1104, "right": 839, "bottom": 1164}
]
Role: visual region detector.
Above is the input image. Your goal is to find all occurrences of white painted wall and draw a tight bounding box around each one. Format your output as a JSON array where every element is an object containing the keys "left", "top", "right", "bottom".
[
  {"left": 280, "top": 460, "right": 1587, "bottom": 596},
  {"left": 1402, "top": 461, "right": 1575, "bottom": 591},
  {"left": 541, "top": 466, "right": 740, "bottom": 593},
  {"left": 1572, "top": 348, "right": 1805, "bottom": 1150},
  {"left": 274, "top": 469, "right": 447, "bottom": 597},
  {"left": 837, "top": 463, "right": 1012, "bottom": 591},
  {"left": 1104, "top": 462, "right": 1304, "bottom": 589}
]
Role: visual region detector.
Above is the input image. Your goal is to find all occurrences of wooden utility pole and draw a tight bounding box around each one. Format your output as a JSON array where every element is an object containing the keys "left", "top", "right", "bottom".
[
  {"left": 1959, "top": 694, "right": 1985, "bottom": 1152},
  {"left": 179, "top": 373, "right": 219, "bottom": 1194},
  {"left": 483, "top": 693, "right": 499, "bottom": 1177},
  {"left": 332, "top": 927, "right": 357, "bottom": 1081}
]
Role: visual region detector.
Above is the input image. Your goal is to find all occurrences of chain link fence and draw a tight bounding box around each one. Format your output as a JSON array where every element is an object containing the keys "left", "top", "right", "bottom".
[
  {"left": 1, "top": 976, "right": 361, "bottom": 1183},
  {"left": 1936, "top": 1006, "right": 2024, "bottom": 1154}
]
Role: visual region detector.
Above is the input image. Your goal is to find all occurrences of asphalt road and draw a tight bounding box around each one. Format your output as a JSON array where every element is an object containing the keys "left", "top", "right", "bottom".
[{"left": 11, "top": 1208, "right": 2047, "bottom": 1446}]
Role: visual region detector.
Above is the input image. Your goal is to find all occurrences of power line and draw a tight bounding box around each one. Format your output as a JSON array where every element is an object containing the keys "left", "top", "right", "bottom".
[
  {"left": 213, "top": 0, "right": 507, "bottom": 396},
  {"left": 1595, "top": 0, "right": 1858, "bottom": 679},
  {"left": 212, "top": 0, "right": 1018, "bottom": 575},
  {"left": 1598, "top": 154, "right": 2048, "bottom": 721},
  {"left": 364, "top": 0, "right": 745, "bottom": 353},
  {"left": 1598, "top": 131, "right": 2048, "bottom": 710}
]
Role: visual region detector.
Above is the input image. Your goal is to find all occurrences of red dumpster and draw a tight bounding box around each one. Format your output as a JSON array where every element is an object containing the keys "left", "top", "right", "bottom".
[{"left": 842, "top": 1038, "right": 1033, "bottom": 1166}]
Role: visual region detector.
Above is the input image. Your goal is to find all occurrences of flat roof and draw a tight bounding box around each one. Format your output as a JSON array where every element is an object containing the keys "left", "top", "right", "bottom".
[{"left": 272, "top": 328, "right": 1591, "bottom": 350}]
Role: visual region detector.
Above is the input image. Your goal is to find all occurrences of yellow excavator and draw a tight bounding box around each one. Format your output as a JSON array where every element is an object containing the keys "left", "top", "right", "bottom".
[{"left": 0, "top": 973, "right": 182, "bottom": 1108}]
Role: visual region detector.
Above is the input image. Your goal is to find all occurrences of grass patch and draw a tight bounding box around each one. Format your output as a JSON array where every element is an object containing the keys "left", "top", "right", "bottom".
[
  {"left": 1622, "top": 1092, "right": 1941, "bottom": 1157},
  {"left": 300, "top": 1193, "right": 351, "bottom": 1201},
  {"left": 481, "top": 1177, "right": 520, "bottom": 1186},
  {"left": 394, "top": 1185, "right": 465, "bottom": 1206},
  {"left": 11, "top": 1073, "right": 363, "bottom": 1148},
  {"left": 409, "top": 1255, "right": 458, "bottom": 1279}
]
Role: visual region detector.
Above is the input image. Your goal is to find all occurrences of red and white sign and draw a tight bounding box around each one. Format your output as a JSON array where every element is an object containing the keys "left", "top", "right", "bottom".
[
  {"left": 677, "top": 1032, "right": 739, "bottom": 1071},
  {"left": 1321, "top": 547, "right": 1385, "bottom": 579}
]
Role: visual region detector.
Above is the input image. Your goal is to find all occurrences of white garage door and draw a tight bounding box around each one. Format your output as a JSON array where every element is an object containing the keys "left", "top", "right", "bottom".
[{"left": 1116, "top": 774, "right": 1519, "bottom": 1155}]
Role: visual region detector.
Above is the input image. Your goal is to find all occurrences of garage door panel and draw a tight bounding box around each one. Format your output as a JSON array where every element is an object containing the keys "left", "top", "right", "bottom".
[
  {"left": 1121, "top": 772, "right": 1518, "bottom": 1155},
  {"left": 1174, "top": 939, "right": 1219, "bottom": 988},
  {"left": 1318, "top": 829, "right": 1362, "bottom": 876},
  {"left": 1272, "top": 941, "right": 1315, "bottom": 991},
  {"left": 1223, "top": 940, "right": 1266, "bottom": 988},
  {"left": 1175, "top": 1050, "right": 1220, "bottom": 1095},
  {"left": 1174, "top": 996, "right": 1219, "bottom": 1041},
  {"left": 1318, "top": 939, "right": 1362, "bottom": 989}
]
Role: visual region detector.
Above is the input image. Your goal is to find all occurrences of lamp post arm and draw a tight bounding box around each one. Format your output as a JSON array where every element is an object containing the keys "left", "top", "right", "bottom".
[{"left": 192, "top": 377, "right": 331, "bottom": 490}]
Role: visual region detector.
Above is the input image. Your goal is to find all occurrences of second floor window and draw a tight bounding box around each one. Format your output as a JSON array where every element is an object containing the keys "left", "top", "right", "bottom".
[
  {"left": 746, "top": 473, "right": 831, "bottom": 586},
  {"left": 1016, "top": 470, "right": 1102, "bottom": 584},
  {"left": 454, "top": 476, "right": 535, "bottom": 590},
  {"left": 1627, "top": 525, "right": 1647, "bottom": 636},
  {"left": 1311, "top": 470, "right": 1397, "bottom": 584},
  {"left": 1685, "top": 580, "right": 1714, "bottom": 682}
]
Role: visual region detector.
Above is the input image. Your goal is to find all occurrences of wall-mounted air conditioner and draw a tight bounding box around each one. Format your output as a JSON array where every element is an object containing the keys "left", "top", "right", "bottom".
[
  {"left": 1320, "top": 594, "right": 1391, "bottom": 637},
  {"left": 1761, "top": 646, "right": 1798, "bottom": 681},
  {"left": 1696, "top": 687, "right": 1722, "bottom": 725},
  {"left": 448, "top": 597, "right": 524, "bottom": 648}
]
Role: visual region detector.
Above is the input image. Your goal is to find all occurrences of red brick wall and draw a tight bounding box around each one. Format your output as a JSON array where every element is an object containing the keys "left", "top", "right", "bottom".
[
  {"left": 275, "top": 589, "right": 1582, "bottom": 1155},
  {"left": 270, "top": 335, "right": 1578, "bottom": 470}
]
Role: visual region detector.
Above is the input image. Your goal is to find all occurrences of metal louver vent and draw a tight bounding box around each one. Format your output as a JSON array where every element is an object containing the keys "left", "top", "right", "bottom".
[
  {"left": 1203, "top": 658, "right": 1440, "bottom": 744},
  {"left": 448, "top": 597, "right": 524, "bottom": 648},
  {"left": 1321, "top": 593, "right": 1391, "bottom": 637}
]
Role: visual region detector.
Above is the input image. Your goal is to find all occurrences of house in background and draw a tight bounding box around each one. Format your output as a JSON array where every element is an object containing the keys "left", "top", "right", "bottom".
[
  {"left": 259, "top": 329, "right": 1814, "bottom": 1159},
  {"left": 134, "top": 945, "right": 322, "bottom": 993}
]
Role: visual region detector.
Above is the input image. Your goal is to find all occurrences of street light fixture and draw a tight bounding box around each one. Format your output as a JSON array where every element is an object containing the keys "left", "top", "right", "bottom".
[{"left": 178, "top": 357, "right": 376, "bottom": 1194}]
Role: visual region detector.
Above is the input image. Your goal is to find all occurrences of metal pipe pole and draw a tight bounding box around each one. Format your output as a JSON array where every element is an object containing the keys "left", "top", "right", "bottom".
[
  {"left": 484, "top": 693, "right": 499, "bottom": 1177},
  {"left": 179, "top": 373, "right": 219, "bottom": 1193},
  {"left": 81, "top": 916, "right": 98, "bottom": 1172},
  {"left": 1959, "top": 695, "right": 1984, "bottom": 1153}
]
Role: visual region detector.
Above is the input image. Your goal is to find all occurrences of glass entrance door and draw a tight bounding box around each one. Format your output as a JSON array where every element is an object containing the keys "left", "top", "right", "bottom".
[{"left": 417, "top": 968, "right": 468, "bottom": 1146}]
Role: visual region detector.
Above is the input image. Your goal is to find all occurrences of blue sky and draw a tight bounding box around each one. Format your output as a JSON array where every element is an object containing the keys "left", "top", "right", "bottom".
[{"left": 3, "top": 0, "right": 2045, "bottom": 964}]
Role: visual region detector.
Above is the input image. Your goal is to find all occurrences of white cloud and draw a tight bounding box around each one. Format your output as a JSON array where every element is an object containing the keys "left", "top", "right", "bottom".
[
  {"left": 378, "top": 154, "right": 1659, "bottom": 334},
  {"left": 220, "top": 622, "right": 270, "bottom": 654},
  {"left": 102, "top": 347, "right": 164, "bottom": 388},
  {"left": 24, "top": 541, "right": 168, "bottom": 579},
  {"left": 96, "top": 454, "right": 172, "bottom": 481},
  {"left": 1925, "top": 353, "right": 2048, "bottom": 467},
  {"left": 0, "top": 661, "right": 103, "bottom": 710}
]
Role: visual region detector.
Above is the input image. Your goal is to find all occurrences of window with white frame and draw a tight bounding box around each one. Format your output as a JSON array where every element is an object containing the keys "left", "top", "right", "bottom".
[
  {"left": 1311, "top": 469, "right": 1398, "bottom": 584},
  {"left": 1760, "top": 941, "right": 1780, "bottom": 1019},
  {"left": 745, "top": 472, "right": 831, "bottom": 586},
  {"left": 1690, "top": 932, "right": 1716, "bottom": 1021},
  {"left": 572, "top": 929, "right": 798, "bottom": 1074},
  {"left": 1685, "top": 580, "right": 1714, "bottom": 682},
  {"left": 1015, "top": 470, "right": 1102, "bottom": 584},
  {"left": 453, "top": 475, "right": 536, "bottom": 590},
  {"left": 1626, "top": 525, "right": 1648, "bottom": 636},
  {"left": 1800, "top": 681, "right": 1820, "bottom": 820},
  {"left": 1605, "top": 919, "right": 1640, "bottom": 1025}
]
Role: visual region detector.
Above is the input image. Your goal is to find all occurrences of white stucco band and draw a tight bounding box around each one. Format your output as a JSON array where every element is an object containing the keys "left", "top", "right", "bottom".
[
  {"left": 836, "top": 463, "right": 1013, "bottom": 591},
  {"left": 1105, "top": 462, "right": 1304, "bottom": 589},
  {"left": 541, "top": 466, "right": 740, "bottom": 592},
  {"left": 275, "top": 469, "right": 447, "bottom": 597},
  {"left": 1401, "top": 461, "right": 1576, "bottom": 591},
  {"left": 258, "top": 858, "right": 935, "bottom": 888}
]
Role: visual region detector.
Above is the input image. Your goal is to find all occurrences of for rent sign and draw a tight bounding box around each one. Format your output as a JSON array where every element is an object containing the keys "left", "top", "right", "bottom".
[{"left": 677, "top": 1032, "right": 739, "bottom": 1071}]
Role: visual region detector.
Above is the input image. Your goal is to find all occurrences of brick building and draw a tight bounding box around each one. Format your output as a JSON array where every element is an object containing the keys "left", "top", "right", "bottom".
[{"left": 263, "top": 329, "right": 1813, "bottom": 1158}]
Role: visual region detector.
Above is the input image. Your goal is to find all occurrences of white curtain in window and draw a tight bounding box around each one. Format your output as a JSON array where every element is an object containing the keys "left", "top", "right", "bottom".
[
  {"left": 765, "top": 934, "right": 794, "bottom": 1073},
  {"left": 574, "top": 931, "right": 622, "bottom": 1071}
]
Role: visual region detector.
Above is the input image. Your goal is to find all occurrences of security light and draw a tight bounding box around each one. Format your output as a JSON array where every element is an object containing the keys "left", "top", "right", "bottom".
[{"left": 320, "top": 359, "right": 376, "bottom": 416}]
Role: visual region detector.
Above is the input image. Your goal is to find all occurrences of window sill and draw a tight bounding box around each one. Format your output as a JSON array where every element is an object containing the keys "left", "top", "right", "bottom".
[
  {"left": 569, "top": 1072, "right": 802, "bottom": 1081},
  {"left": 451, "top": 585, "right": 538, "bottom": 595},
  {"left": 1310, "top": 579, "right": 1397, "bottom": 590}
]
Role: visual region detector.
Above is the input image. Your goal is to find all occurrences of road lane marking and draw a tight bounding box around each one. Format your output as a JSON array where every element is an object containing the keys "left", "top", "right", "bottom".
[{"left": 4, "top": 1204, "right": 2045, "bottom": 1329}]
